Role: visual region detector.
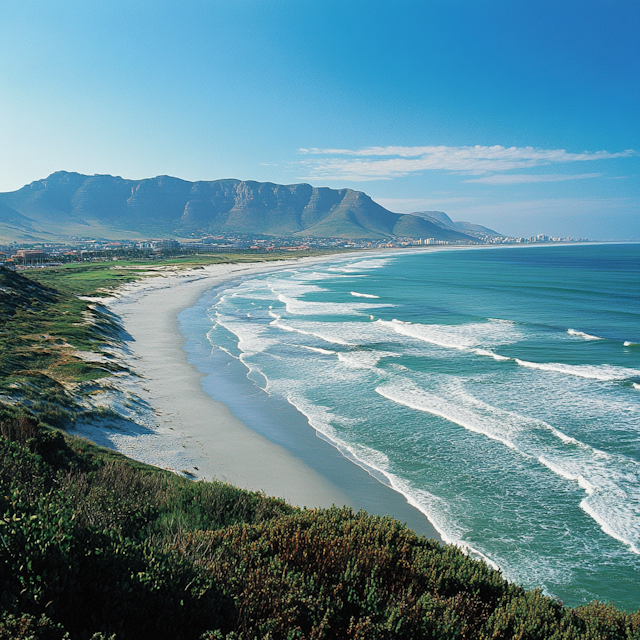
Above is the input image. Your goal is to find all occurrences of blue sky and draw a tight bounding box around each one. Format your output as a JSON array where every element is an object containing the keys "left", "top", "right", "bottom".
[{"left": 1, "top": 0, "right": 638, "bottom": 239}]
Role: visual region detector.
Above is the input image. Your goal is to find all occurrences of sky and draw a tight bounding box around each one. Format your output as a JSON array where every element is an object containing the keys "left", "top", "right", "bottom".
[{"left": 1, "top": 0, "right": 638, "bottom": 239}]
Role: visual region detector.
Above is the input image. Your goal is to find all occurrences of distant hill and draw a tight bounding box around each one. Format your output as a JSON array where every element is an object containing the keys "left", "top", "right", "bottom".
[
  {"left": 0, "top": 201, "right": 37, "bottom": 232},
  {"left": 0, "top": 172, "right": 479, "bottom": 242},
  {"left": 411, "top": 210, "right": 501, "bottom": 238}
]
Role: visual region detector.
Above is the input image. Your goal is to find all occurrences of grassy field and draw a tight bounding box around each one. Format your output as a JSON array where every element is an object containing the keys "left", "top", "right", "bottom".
[{"left": 23, "top": 251, "right": 335, "bottom": 297}]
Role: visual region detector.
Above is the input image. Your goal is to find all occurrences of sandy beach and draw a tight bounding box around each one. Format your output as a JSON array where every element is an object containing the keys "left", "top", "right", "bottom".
[{"left": 73, "top": 257, "right": 442, "bottom": 540}]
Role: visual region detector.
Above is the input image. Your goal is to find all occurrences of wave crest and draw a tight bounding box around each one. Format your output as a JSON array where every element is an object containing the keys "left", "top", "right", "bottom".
[
  {"left": 568, "top": 329, "right": 603, "bottom": 340},
  {"left": 515, "top": 359, "right": 640, "bottom": 381}
]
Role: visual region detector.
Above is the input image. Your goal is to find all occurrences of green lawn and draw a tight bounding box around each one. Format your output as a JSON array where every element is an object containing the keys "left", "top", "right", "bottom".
[{"left": 24, "top": 251, "right": 335, "bottom": 297}]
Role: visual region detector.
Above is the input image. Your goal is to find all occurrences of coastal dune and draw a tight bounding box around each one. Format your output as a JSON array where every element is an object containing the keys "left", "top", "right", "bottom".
[{"left": 75, "top": 259, "right": 442, "bottom": 539}]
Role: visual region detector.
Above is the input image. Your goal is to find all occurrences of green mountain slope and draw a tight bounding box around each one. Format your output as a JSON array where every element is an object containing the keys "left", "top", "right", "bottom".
[
  {"left": 0, "top": 172, "right": 477, "bottom": 241},
  {"left": 0, "top": 201, "right": 36, "bottom": 235}
]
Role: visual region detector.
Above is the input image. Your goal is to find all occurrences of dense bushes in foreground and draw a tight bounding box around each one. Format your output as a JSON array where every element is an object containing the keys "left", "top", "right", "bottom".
[{"left": 0, "top": 406, "right": 638, "bottom": 639}]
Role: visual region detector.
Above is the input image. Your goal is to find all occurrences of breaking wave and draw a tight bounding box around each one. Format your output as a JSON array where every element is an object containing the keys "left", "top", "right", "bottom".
[
  {"left": 568, "top": 329, "right": 603, "bottom": 340},
  {"left": 515, "top": 359, "right": 640, "bottom": 381}
]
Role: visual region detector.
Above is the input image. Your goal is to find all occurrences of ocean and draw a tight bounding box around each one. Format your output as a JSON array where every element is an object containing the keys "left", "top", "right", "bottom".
[{"left": 179, "top": 243, "right": 640, "bottom": 610}]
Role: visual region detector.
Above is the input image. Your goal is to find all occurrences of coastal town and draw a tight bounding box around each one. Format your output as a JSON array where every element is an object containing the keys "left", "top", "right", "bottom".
[{"left": 0, "top": 232, "right": 590, "bottom": 268}]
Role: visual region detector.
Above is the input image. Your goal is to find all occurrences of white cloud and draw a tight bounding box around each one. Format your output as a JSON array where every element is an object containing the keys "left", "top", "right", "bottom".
[
  {"left": 297, "top": 145, "right": 636, "bottom": 181},
  {"left": 463, "top": 173, "right": 603, "bottom": 184}
]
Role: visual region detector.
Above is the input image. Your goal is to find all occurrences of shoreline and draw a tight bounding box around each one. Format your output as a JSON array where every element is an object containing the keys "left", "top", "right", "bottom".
[
  {"left": 72, "top": 255, "right": 443, "bottom": 540},
  {"left": 70, "top": 243, "right": 635, "bottom": 542}
]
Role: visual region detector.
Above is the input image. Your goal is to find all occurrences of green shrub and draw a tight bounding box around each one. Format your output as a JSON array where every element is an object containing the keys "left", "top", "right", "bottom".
[
  {"left": 0, "top": 405, "right": 638, "bottom": 639},
  {"left": 0, "top": 612, "right": 70, "bottom": 640}
]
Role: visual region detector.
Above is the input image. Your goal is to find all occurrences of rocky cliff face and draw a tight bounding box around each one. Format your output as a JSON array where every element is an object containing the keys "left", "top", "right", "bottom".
[{"left": 0, "top": 171, "right": 475, "bottom": 241}]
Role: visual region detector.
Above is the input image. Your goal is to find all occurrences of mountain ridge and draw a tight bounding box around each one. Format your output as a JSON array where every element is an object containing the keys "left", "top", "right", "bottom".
[
  {"left": 410, "top": 210, "right": 500, "bottom": 237},
  {"left": 0, "top": 172, "right": 481, "bottom": 242}
]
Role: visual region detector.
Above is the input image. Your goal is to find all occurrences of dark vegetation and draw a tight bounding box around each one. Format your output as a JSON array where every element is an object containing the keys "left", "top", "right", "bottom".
[
  {"left": 1, "top": 406, "right": 638, "bottom": 639},
  {"left": 1, "top": 263, "right": 639, "bottom": 638}
]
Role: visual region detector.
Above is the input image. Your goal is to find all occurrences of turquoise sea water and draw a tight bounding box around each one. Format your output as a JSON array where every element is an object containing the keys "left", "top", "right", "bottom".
[{"left": 185, "top": 244, "right": 640, "bottom": 609}]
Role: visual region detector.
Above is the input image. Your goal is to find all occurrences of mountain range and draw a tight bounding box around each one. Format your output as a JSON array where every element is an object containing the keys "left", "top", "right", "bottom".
[
  {"left": 409, "top": 211, "right": 500, "bottom": 238},
  {"left": 0, "top": 172, "right": 498, "bottom": 243}
]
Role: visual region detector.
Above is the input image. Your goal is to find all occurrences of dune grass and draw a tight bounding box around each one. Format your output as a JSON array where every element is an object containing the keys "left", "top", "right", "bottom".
[{"left": 0, "top": 266, "right": 126, "bottom": 425}]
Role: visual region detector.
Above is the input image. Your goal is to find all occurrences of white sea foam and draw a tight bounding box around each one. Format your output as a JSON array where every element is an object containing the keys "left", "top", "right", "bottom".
[
  {"left": 538, "top": 457, "right": 596, "bottom": 495},
  {"left": 282, "top": 389, "right": 388, "bottom": 476},
  {"left": 624, "top": 341, "right": 638, "bottom": 347},
  {"left": 223, "top": 280, "right": 275, "bottom": 300},
  {"left": 276, "top": 293, "right": 390, "bottom": 317},
  {"left": 337, "top": 350, "right": 398, "bottom": 370},
  {"left": 328, "top": 258, "right": 394, "bottom": 273},
  {"left": 279, "top": 375, "right": 508, "bottom": 568},
  {"left": 568, "top": 328, "right": 604, "bottom": 340},
  {"left": 386, "top": 474, "right": 507, "bottom": 574},
  {"left": 377, "top": 378, "right": 640, "bottom": 555},
  {"left": 296, "top": 345, "right": 337, "bottom": 355},
  {"left": 546, "top": 428, "right": 580, "bottom": 446},
  {"left": 204, "top": 251, "right": 640, "bottom": 574},
  {"left": 292, "top": 270, "right": 360, "bottom": 281},
  {"left": 215, "top": 315, "right": 276, "bottom": 357},
  {"left": 454, "top": 542, "right": 502, "bottom": 572},
  {"left": 376, "top": 381, "right": 518, "bottom": 451},
  {"left": 269, "top": 318, "right": 356, "bottom": 346},
  {"left": 473, "top": 349, "right": 511, "bottom": 361},
  {"left": 378, "top": 318, "right": 522, "bottom": 351},
  {"left": 515, "top": 359, "right": 640, "bottom": 381},
  {"left": 579, "top": 499, "right": 640, "bottom": 555},
  {"left": 214, "top": 345, "right": 241, "bottom": 361},
  {"left": 281, "top": 387, "right": 461, "bottom": 547},
  {"left": 266, "top": 279, "right": 327, "bottom": 297},
  {"left": 384, "top": 475, "right": 463, "bottom": 546},
  {"left": 350, "top": 291, "right": 380, "bottom": 298},
  {"left": 271, "top": 317, "right": 388, "bottom": 347}
]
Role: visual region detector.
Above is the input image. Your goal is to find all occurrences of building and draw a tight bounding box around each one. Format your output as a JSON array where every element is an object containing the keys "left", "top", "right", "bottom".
[
  {"left": 152, "top": 239, "right": 180, "bottom": 251},
  {"left": 14, "top": 250, "right": 46, "bottom": 264}
]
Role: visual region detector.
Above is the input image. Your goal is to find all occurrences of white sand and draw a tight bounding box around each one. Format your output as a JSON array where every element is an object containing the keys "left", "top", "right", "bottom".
[
  {"left": 71, "top": 256, "right": 442, "bottom": 540},
  {"left": 73, "top": 259, "right": 352, "bottom": 508}
]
